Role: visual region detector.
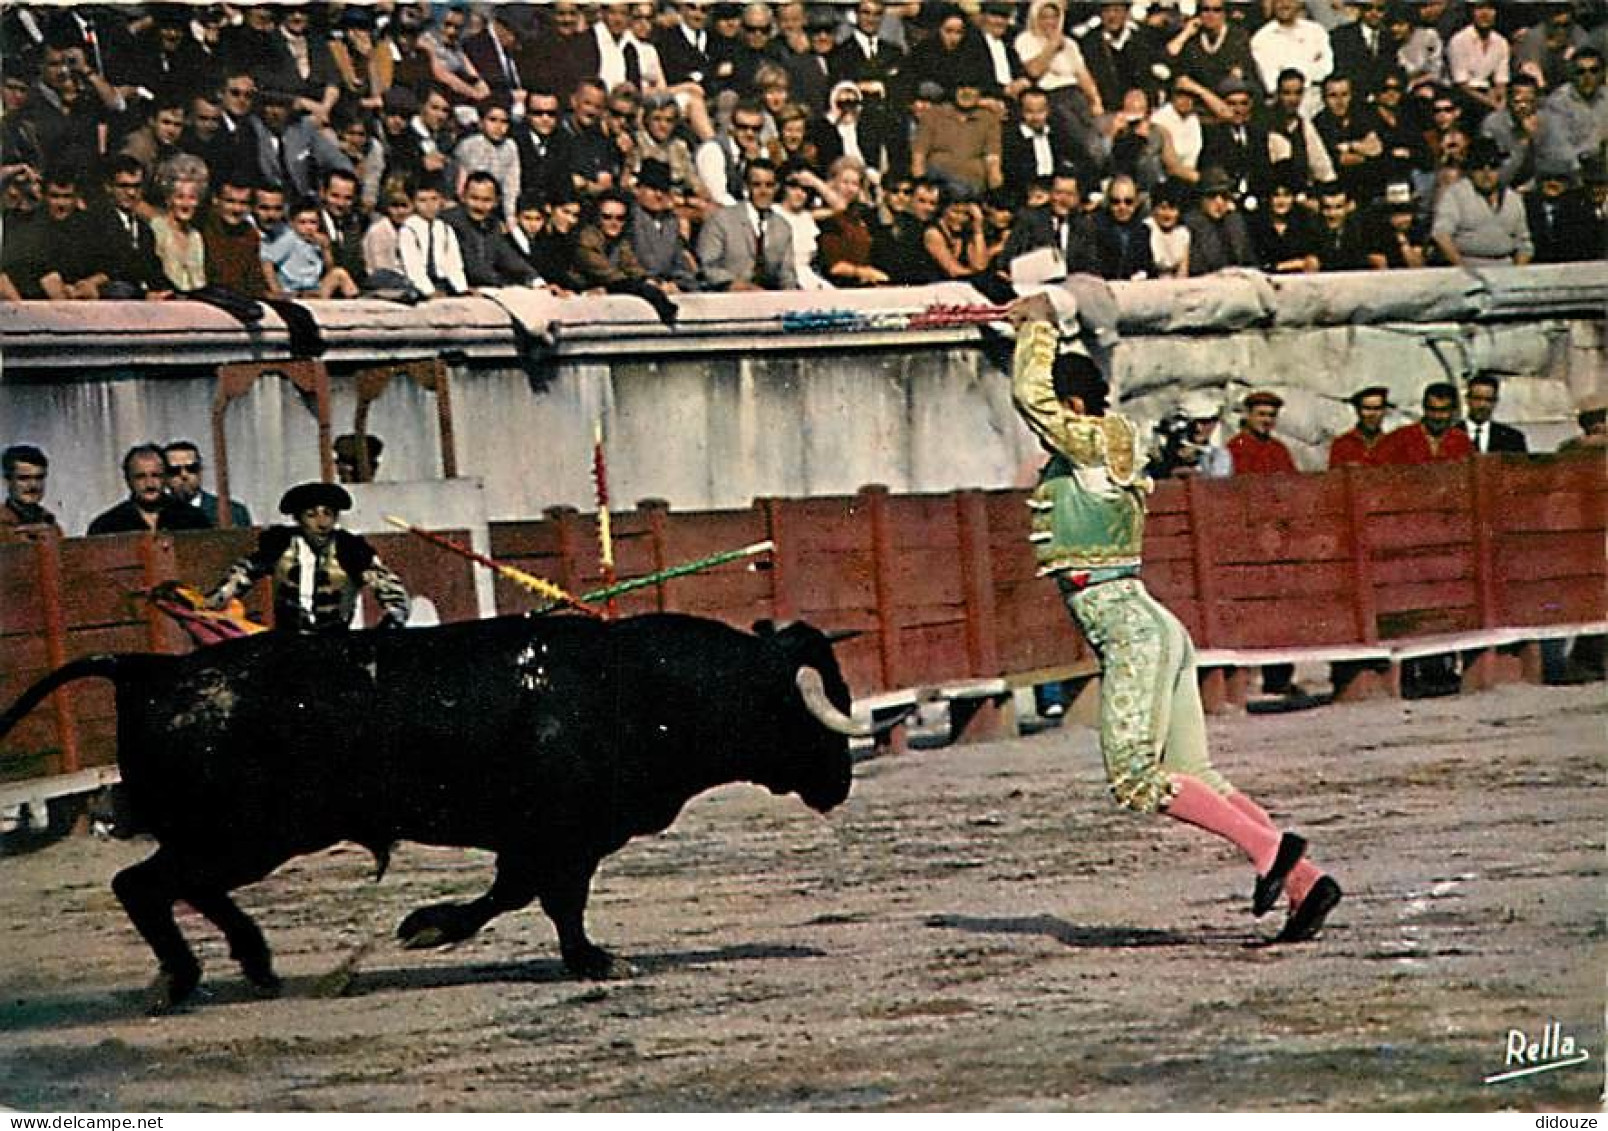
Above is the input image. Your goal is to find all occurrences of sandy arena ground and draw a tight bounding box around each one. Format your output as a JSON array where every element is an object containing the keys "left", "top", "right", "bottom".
[{"left": 0, "top": 681, "right": 1602, "bottom": 1112}]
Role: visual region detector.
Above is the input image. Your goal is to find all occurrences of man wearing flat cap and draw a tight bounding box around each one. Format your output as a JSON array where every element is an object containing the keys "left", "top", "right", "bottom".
[
  {"left": 631, "top": 158, "right": 700, "bottom": 290},
  {"left": 1328, "top": 385, "right": 1392, "bottom": 468},
  {"left": 1431, "top": 135, "right": 1532, "bottom": 267},
  {"left": 1228, "top": 390, "right": 1298, "bottom": 476},
  {"left": 1185, "top": 166, "right": 1256, "bottom": 275},
  {"left": 208, "top": 481, "right": 409, "bottom": 634},
  {"left": 1526, "top": 156, "right": 1599, "bottom": 264},
  {"left": 1228, "top": 388, "right": 1302, "bottom": 701}
]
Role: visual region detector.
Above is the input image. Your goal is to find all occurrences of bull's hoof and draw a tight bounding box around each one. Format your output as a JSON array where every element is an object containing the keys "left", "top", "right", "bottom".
[
  {"left": 146, "top": 964, "right": 201, "bottom": 1014},
  {"left": 563, "top": 944, "right": 637, "bottom": 981},
  {"left": 397, "top": 904, "right": 475, "bottom": 949},
  {"left": 399, "top": 925, "right": 447, "bottom": 950},
  {"left": 240, "top": 957, "right": 282, "bottom": 996},
  {"left": 244, "top": 970, "right": 283, "bottom": 999}
]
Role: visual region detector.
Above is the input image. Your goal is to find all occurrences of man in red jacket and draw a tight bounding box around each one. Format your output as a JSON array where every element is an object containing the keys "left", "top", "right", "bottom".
[
  {"left": 1328, "top": 385, "right": 1392, "bottom": 468},
  {"left": 1376, "top": 382, "right": 1474, "bottom": 465},
  {"left": 1226, "top": 389, "right": 1303, "bottom": 697},
  {"left": 1228, "top": 390, "right": 1299, "bottom": 475}
]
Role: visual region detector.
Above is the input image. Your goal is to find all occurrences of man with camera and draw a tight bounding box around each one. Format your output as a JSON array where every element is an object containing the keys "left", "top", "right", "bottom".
[{"left": 1146, "top": 391, "right": 1232, "bottom": 481}]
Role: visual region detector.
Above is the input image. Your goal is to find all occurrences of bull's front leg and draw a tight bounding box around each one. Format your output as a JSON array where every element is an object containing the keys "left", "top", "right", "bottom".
[
  {"left": 186, "top": 888, "right": 280, "bottom": 996},
  {"left": 396, "top": 850, "right": 544, "bottom": 950},
  {"left": 539, "top": 862, "right": 636, "bottom": 981}
]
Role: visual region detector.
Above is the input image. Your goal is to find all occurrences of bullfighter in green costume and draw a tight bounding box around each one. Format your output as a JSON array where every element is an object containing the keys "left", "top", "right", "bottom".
[{"left": 1007, "top": 292, "right": 1341, "bottom": 942}]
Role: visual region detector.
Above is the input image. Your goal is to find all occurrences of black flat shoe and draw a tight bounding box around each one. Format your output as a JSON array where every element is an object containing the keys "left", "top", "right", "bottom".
[
  {"left": 1275, "top": 876, "right": 1342, "bottom": 943},
  {"left": 1252, "top": 832, "right": 1307, "bottom": 917}
]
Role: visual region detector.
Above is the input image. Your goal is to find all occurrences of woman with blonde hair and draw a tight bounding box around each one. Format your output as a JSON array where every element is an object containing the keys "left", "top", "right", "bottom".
[
  {"left": 768, "top": 103, "right": 820, "bottom": 172},
  {"left": 816, "top": 156, "right": 889, "bottom": 286},
  {"left": 148, "top": 179, "right": 207, "bottom": 292}
]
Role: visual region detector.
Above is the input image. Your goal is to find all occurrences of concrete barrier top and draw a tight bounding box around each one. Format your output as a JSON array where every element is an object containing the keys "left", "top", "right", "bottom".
[{"left": 2, "top": 263, "right": 1602, "bottom": 372}]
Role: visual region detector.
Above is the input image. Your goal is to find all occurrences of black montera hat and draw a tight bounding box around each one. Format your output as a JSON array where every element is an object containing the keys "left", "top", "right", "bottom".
[{"left": 279, "top": 481, "right": 353, "bottom": 516}]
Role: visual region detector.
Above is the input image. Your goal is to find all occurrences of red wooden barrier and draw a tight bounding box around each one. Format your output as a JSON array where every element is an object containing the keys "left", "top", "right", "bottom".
[
  {"left": 3, "top": 454, "right": 1603, "bottom": 788},
  {"left": 0, "top": 527, "right": 473, "bottom": 783}
]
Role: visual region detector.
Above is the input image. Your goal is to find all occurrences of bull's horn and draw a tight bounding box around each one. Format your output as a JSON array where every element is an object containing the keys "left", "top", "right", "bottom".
[{"left": 795, "top": 667, "right": 874, "bottom": 737}]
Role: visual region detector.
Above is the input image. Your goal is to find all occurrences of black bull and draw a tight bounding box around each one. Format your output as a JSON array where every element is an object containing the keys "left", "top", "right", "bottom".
[{"left": 0, "top": 613, "right": 879, "bottom": 1010}]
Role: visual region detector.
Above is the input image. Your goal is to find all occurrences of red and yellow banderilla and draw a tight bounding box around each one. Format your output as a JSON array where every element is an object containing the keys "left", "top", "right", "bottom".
[
  {"left": 388, "top": 515, "right": 775, "bottom": 619},
  {"left": 384, "top": 516, "right": 602, "bottom": 617}
]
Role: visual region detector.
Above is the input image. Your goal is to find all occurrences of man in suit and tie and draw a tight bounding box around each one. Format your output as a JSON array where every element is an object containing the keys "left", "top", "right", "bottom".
[
  {"left": 464, "top": 9, "right": 525, "bottom": 106},
  {"left": 657, "top": 0, "right": 726, "bottom": 88},
  {"left": 1001, "top": 166, "right": 1101, "bottom": 276},
  {"left": 829, "top": 0, "right": 903, "bottom": 101},
  {"left": 81, "top": 156, "right": 175, "bottom": 298},
  {"left": 1464, "top": 373, "right": 1528, "bottom": 454},
  {"left": 976, "top": 1, "right": 1030, "bottom": 104},
  {"left": 516, "top": 89, "right": 567, "bottom": 207},
  {"left": 1198, "top": 76, "right": 1274, "bottom": 206},
  {"left": 1525, "top": 159, "right": 1600, "bottom": 263},
  {"left": 1330, "top": 0, "right": 1396, "bottom": 97},
  {"left": 784, "top": 7, "right": 841, "bottom": 114},
  {"left": 696, "top": 158, "right": 797, "bottom": 290},
  {"left": 1001, "top": 87, "right": 1078, "bottom": 199},
  {"left": 318, "top": 168, "right": 367, "bottom": 289}
]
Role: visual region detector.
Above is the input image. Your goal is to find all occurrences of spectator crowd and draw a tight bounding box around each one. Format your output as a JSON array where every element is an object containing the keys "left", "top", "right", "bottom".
[{"left": 1, "top": 0, "right": 1604, "bottom": 307}]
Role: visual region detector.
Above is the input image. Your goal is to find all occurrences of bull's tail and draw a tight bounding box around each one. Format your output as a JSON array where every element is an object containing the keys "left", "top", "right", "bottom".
[{"left": 0, "top": 654, "right": 169, "bottom": 744}]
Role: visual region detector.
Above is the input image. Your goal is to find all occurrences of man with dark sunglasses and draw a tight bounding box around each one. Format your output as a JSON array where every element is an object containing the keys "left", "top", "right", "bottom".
[
  {"left": 1091, "top": 173, "right": 1154, "bottom": 280},
  {"left": 694, "top": 100, "right": 768, "bottom": 206},
  {"left": 213, "top": 66, "right": 271, "bottom": 189},
  {"left": 161, "top": 441, "right": 251, "bottom": 529},
  {"left": 515, "top": 89, "right": 567, "bottom": 206},
  {"left": 1538, "top": 47, "right": 1606, "bottom": 181}
]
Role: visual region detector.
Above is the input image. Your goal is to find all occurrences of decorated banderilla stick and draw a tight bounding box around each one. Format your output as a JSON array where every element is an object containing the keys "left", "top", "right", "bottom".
[
  {"left": 384, "top": 516, "right": 602, "bottom": 617},
  {"left": 592, "top": 419, "right": 618, "bottom": 617},
  {"left": 529, "top": 540, "right": 777, "bottom": 612}
]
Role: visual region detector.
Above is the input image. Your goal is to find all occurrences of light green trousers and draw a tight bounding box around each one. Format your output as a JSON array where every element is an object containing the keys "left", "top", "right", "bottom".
[{"left": 1061, "top": 577, "right": 1235, "bottom": 813}]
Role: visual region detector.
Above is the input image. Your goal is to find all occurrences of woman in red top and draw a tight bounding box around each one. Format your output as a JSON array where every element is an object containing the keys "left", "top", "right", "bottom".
[{"left": 815, "top": 157, "right": 888, "bottom": 287}]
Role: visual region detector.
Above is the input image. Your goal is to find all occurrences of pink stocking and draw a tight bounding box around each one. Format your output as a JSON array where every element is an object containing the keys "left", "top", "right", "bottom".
[
  {"left": 1162, "top": 775, "right": 1282, "bottom": 874},
  {"left": 1226, "top": 791, "right": 1277, "bottom": 831},
  {"left": 1227, "top": 792, "right": 1323, "bottom": 904},
  {"left": 1285, "top": 860, "right": 1324, "bottom": 905}
]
